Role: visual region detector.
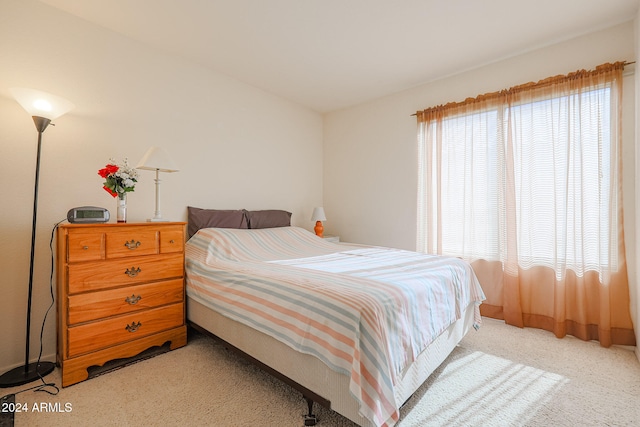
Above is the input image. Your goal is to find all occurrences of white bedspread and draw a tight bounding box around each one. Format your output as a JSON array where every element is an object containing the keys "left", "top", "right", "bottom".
[{"left": 185, "top": 226, "right": 485, "bottom": 427}]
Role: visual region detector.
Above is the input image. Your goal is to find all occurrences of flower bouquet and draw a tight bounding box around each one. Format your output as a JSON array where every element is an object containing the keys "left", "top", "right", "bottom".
[
  {"left": 98, "top": 158, "right": 139, "bottom": 222},
  {"left": 98, "top": 158, "right": 138, "bottom": 197}
]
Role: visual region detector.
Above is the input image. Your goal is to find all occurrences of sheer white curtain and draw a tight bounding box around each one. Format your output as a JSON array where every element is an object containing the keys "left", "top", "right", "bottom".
[
  {"left": 417, "top": 103, "right": 501, "bottom": 261},
  {"left": 416, "top": 62, "right": 635, "bottom": 347}
]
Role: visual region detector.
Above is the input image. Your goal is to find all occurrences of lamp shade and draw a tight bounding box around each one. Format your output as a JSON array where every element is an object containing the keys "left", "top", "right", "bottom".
[
  {"left": 136, "top": 147, "right": 179, "bottom": 172},
  {"left": 10, "top": 87, "right": 75, "bottom": 120},
  {"left": 311, "top": 207, "right": 326, "bottom": 222}
]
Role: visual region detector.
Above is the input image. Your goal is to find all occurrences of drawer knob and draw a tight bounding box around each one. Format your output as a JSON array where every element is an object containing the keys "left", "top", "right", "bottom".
[
  {"left": 125, "top": 267, "right": 141, "bottom": 277},
  {"left": 169, "top": 239, "right": 175, "bottom": 244},
  {"left": 125, "top": 294, "right": 142, "bottom": 305},
  {"left": 125, "top": 321, "right": 142, "bottom": 333},
  {"left": 82, "top": 246, "right": 89, "bottom": 250},
  {"left": 124, "top": 240, "right": 141, "bottom": 250}
]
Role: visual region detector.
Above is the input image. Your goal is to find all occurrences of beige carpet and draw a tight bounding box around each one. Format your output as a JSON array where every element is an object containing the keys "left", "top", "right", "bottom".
[{"left": 2, "top": 318, "right": 639, "bottom": 427}]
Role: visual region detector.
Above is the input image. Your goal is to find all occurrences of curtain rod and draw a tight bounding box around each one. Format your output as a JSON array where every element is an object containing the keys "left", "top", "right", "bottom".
[{"left": 410, "top": 60, "right": 636, "bottom": 117}]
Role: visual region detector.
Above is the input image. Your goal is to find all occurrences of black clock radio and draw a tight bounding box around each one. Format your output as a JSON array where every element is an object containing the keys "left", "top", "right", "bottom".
[{"left": 67, "top": 206, "right": 110, "bottom": 223}]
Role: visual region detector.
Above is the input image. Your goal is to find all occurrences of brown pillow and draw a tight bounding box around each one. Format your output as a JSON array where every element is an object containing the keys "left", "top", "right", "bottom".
[
  {"left": 246, "top": 210, "right": 292, "bottom": 229},
  {"left": 187, "top": 207, "right": 248, "bottom": 238}
]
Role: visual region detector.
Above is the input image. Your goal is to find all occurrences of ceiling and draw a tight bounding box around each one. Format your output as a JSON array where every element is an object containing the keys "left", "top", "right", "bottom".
[{"left": 39, "top": 0, "right": 639, "bottom": 113}]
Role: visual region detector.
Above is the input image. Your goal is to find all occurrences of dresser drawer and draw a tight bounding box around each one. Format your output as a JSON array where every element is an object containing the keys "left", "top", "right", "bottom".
[
  {"left": 105, "top": 229, "right": 159, "bottom": 258},
  {"left": 160, "top": 229, "right": 184, "bottom": 254},
  {"left": 67, "top": 303, "right": 184, "bottom": 358},
  {"left": 67, "top": 232, "right": 105, "bottom": 262},
  {"left": 67, "top": 253, "right": 183, "bottom": 294},
  {"left": 68, "top": 278, "right": 184, "bottom": 325}
]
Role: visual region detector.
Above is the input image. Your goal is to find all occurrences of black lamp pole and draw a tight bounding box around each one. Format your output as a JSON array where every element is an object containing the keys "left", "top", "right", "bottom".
[{"left": 0, "top": 116, "right": 56, "bottom": 387}]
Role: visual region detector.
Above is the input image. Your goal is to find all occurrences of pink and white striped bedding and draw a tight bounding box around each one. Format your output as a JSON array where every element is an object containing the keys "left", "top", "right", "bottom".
[{"left": 185, "top": 226, "right": 485, "bottom": 427}]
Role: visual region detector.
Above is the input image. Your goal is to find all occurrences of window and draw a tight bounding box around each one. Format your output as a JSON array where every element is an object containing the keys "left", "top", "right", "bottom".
[{"left": 417, "top": 65, "right": 622, "bottom": 280}]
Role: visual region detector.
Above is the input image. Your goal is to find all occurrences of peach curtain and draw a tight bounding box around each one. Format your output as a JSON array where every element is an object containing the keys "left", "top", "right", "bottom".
[{"left": 416, "top": 62, "right": 635, "bottom": 347}]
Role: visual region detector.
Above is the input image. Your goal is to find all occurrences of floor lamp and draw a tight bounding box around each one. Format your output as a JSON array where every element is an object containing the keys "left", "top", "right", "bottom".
[{"left": 0, "top": 88, "right": 74, "bottom": 388}]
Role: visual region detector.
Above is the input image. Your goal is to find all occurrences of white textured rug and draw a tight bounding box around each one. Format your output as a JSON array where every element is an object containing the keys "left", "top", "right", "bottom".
[{"left": 2, "top": 318, "right": 638, "bottom": 426}]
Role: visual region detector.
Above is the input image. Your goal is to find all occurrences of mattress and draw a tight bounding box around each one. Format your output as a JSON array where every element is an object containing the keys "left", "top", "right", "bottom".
[
  {"left": 185, "top": 226, "right": 485, "bottom": 426},
  {"left": 187, "top": 296, "right": 477, "bottom": 427}
]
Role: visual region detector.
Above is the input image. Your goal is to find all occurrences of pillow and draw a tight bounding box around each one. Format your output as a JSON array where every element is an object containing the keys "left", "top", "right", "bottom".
[
  {"left": 245, "top": 210, "right": 292, "bottom": 229},
  {"left": 187, "top": 207, "right": 248, "bottom": 238}
]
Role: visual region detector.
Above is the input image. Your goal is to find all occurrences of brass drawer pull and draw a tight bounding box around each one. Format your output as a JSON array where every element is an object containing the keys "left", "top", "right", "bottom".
[
  {"left": 169, "top": 239, "right": 175, "bottom": 244},
  {"left": 125, "top": 321, "right": 142, "bottom": 333},
  {"left": 82, "top": 246, "right": 89, "bottom": 250},
  {"left": 125, "top": 294, "right": 142, "bottom": 305},
  {"left": 124, "top": 240, "right": 141, "bottom": 250},
  {"left": 125, "top": 267, "right": 141, "bottom": 277}
]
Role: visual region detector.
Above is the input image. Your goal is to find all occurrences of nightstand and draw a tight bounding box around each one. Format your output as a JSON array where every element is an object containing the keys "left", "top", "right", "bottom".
[
  {"left": 323, "top": 235, "right": 340, "bottom": 243},
  {"left": 56, "top": 222, "right": 187, "bottom": 387}
]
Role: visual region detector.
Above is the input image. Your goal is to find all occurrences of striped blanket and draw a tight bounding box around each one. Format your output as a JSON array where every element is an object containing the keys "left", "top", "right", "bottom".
[{"left": 185, "top": 227, "right": 485, "bottom": 427}]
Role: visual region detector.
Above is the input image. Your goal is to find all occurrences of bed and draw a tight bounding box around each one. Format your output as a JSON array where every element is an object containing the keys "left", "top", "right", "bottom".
[{"left": 184, "top": 209, "right": 485, "bottom": 427}]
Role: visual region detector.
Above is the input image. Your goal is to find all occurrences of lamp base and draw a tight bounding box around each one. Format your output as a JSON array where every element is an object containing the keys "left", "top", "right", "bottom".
[
  {"left": 147, "top": 218, "right": 169, "bottom": 222},
  {"left": 0, "top": 361, "right": 55, "bottom": 388}
]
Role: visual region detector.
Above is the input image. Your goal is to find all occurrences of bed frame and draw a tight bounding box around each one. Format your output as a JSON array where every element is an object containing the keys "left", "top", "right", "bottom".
[{"left": 187, "top": 296, "right": 477, "bottom": 426}]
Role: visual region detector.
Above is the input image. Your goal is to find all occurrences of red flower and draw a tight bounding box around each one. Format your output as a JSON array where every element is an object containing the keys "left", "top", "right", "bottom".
[
  {"left": 103, "top": 185, "right": 117, "bottom": 197},
  {"left": 98, "top": 159, "right": 137, "bottom": 198},
  {"left": 98, "top": 164, "right": 119, "bottom": 179}
]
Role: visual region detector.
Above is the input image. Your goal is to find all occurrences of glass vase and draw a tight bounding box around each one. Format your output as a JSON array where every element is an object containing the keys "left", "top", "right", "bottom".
[{"left": 117, "top": 192, "right": 127, "bottom": 223}]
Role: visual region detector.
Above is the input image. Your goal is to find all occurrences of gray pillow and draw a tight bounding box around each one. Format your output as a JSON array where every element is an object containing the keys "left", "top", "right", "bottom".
[
  {"left": 187, "top": 207, "right": 248, "bottom": 238},
  {"left": 246, "top": 210, "right": 292, "bottom": 229}
]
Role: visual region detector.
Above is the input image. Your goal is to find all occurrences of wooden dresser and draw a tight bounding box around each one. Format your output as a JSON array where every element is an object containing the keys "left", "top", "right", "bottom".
[{"left": 56, "top": 222, "right": 187, "bottom": 387}]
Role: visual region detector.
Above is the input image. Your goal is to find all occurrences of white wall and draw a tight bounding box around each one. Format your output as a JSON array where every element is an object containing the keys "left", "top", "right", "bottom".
[
  {"left": 0, "top": 0, "right": 324, "bottom": 373},
  {"left": 324, "top": 22, "right": 637, "bottom": 352},
  {"left": 324, "top": 21, "right": 636, "bottom": 250}
]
